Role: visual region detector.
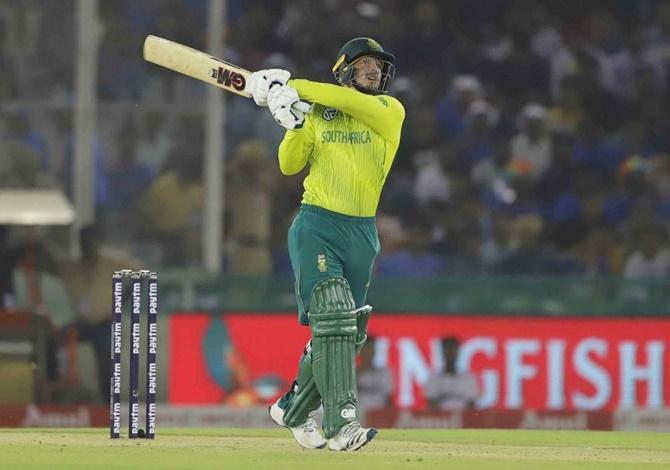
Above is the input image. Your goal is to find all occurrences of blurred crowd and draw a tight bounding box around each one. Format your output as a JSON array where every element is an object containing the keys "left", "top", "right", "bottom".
[{"left": 0, "top": 0, "right": 669, "bottom": 279}]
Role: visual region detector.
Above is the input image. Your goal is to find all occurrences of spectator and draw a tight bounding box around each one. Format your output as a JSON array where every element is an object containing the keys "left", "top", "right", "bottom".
[
  {"left": 2, "top": 142, "right": 56, "bottom": 189},
  {"left": 136, "top": 111, "right": 174, "bottom": 174},
  {"left": 586, "top": 11, "right": 635, "bottom": 98},
  {"left": 98, "top": 15, "right": 144, "bottom": 100},
  {"left": 435, "top": 75, "right": 484, "bottom": 140},
  {"left": 376, "top": 215, "right": 444, "bottom": 276},
  {"left": 106, "top": 117, "right": 154, "bottom": 242},
  {"left": 647, "top": 156, "right": 670, "bottom": 219},
  {"left": 496, "top": 214, "right": 582, "bottom": 274},
  {"left": 547, "top": 76, "right": 584, "bottom": 136},
  {"left": 412, "top": 149, "right": 450, "bottom": 206},
  {"left": 623, "top": 223, "right": 670, "bottom": 279},
  {"left": 453, "top": 99, "right": 498, "bottom": 175},
  {"left": 0, "top": 114, "right": 57, "bottom": 189},
  {"left": 9, "top": 227, "right": 75, "bottom": 397},
  {"left": 544, "top": 190, "right": 586, "bottom": 251},
  {"left": 2, "top": 1, "right": 670, "bottom": 282},
  {"left": 108, "top": 117, "right": 154, "bottom": 209},
  {"left": 509, "top": 103, "right": 553, "bottom": 182},
  {"left": 548, "top": 35, "right": 580, "bottom": 102},
  {"left": 571, "top": 118, "right": 625, "bottom": 177},
  {"left": 640, "top": 2, "right": 670, "bottom": 93},
  {"left": 573, "top": 49, "right": 627, "bottom": 132},
  {"left": 425, "top": 337, "right": 478, "bottom": 411},
  {"left": 225, "top": 140, "right": 276, "bottom": 274},
  {"left": 56, "top": 109, "right": 112, "bottom": 211},
  {"left": 432, "top": 188, "right": 487, "bottom": 273},
  {"left": 139, "top": 145, "right": 203, "bottom": 266},
  {"left": 59, "top": 224, "right": 141, "bottom": 401},
  {"left": 6, "top": 113, "right": 50, "bottom": 171},
  {"left": 492, "top": 11, "right": 550, "bottom": 102},
  {"left": 574, "top": 226, "right": 625, "bottom": 276}
]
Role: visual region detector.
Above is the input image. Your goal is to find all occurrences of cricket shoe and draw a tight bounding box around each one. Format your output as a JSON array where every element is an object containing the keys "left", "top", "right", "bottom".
[
  {"left": 269, "top": 401, "right": 326, "bottom": 449},
  {"left": 327, "top": 422, "right": 377, "bottom": 451}
]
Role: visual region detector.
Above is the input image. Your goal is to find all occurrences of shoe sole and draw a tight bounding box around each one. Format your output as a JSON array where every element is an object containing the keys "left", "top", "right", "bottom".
[
  {"left": 329, "top": 428, "right": 378, "bottom": 451},
  {"left": 268, "top": 405, "right": 327, "bottom": 450},
  {"left": 352, "top": 428, "right": 377, "bottom": 451}
]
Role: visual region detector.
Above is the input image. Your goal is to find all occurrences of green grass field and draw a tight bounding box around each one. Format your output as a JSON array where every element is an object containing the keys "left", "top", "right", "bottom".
[{"left": 1, "top": 428, "right": 669, "bottom": 469}]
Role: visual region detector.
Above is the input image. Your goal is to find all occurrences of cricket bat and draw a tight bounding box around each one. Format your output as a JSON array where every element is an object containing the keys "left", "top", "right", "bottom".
[{"left": 143, "top": 35, "right": 251, "bottom": 97}]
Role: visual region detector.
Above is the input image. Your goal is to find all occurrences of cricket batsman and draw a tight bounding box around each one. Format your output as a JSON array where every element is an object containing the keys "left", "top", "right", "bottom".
[{"left": 248, "top": 37, "right": 404, "bottom": 451}]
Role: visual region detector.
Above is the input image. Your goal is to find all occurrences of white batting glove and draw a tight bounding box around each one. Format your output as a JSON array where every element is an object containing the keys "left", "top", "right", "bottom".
[
  {"left": 247, "top": 69, "right": 291, "bottom": 106},
  {"left": 267, "top": 85, "right": 312, "bottom": 130}
]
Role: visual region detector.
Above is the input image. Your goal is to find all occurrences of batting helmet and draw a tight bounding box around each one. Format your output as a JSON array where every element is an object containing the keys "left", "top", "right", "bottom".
[{"left": 332, "top": 37, "right": 396, "bottom": 95}]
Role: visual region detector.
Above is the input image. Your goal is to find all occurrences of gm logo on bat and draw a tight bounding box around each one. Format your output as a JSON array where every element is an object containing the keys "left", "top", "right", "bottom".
[{"left": 210, "top": 65, "right": 246, "bottom": 91}]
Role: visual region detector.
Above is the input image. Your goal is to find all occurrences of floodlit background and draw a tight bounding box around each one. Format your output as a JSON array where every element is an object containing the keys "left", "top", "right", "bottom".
[{"left": 0, "top": 0, "right": 669, "bottom": 431}]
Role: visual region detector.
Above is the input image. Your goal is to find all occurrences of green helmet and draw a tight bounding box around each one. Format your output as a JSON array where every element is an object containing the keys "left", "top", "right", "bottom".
[{"left": 332, "top": 37, "right": 396, "bottom": 95}]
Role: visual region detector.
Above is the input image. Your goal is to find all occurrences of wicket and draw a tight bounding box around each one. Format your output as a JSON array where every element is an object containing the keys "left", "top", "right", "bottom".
[{"left": 110, "top": 270, "right": 158, "bottom": 439}]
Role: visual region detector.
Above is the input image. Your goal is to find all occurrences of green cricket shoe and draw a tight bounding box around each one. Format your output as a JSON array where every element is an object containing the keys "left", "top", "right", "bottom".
[
  {"left": 327, "top": 421, "right": 377, "bottom": 451},
  {"left": 269, "top": 400, "right": 327, "bottom": 449}
]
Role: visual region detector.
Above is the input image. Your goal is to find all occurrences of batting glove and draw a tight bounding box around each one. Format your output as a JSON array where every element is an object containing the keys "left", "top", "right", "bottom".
[
  {"left": 268, "top": 85, "right": 312, "bottom": 130},
  {"left": 247, "top": 69, "right": 291, "bottom": 106}
]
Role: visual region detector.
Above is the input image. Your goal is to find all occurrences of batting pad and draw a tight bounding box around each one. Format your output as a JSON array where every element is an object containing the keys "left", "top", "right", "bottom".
[{"left": 308, "top": 277, "right": 358, "bottom": 438}]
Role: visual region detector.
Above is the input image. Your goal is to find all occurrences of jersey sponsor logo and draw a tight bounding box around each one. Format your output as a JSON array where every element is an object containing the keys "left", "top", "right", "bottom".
[
  {"left": 317, "top": 254, "right": 327, "bottom": 273},
  {"left": 323, "top": 108, "right": 339, "bottom": 121},
  {"left": 321, "top": 130, "right": 371, "bottom": 144},
  {"left": 377, "top": 97, "right": 388, "bottom": 107},
  {"left": 340, "top": 408, "right": 356, "bottom": 419}
]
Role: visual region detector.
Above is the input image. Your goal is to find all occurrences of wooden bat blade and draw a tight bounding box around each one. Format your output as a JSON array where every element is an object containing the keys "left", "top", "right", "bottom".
[{"left": 143, "top": 35, "right": 251, "bottom": 98}]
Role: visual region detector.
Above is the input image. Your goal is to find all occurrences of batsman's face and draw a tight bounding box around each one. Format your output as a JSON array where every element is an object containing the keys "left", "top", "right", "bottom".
[{"left": 352, "top": 56, "right": 382, "bottom": 90}]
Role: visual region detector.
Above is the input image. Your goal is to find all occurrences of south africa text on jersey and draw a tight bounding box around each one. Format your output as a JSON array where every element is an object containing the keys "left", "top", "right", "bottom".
[{"left": 321, "top": 130, "right": 372, "bottom": 144}]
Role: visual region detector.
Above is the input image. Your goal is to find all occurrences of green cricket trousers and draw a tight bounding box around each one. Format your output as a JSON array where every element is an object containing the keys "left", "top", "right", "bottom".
[{"left": 288, "top": 204, "right": 380, "bottom": 325}]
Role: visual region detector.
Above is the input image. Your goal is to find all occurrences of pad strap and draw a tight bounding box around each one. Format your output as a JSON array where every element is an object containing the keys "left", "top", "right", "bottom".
[
  {"left": 354, "top": 305, "right": 373, "bottom": 353},
  {"left": 282, "top": 341, "right": 322, "bottom": 427}
]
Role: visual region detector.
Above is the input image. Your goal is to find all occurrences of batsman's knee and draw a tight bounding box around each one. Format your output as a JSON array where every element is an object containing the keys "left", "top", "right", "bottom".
[{"left": 308, "top": 277, "right": 357, "bottom": 337}]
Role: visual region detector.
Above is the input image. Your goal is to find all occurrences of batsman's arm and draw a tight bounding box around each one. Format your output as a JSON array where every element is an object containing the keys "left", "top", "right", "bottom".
[
  {"left": 278, "top": 114, "right": 314, "bottom": 175},
  {"left": 288, "top": 79, "right": 405, "bottom": 141}
]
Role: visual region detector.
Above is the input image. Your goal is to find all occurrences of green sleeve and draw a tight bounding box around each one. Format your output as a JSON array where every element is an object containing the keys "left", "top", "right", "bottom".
[
  {"left": 278, "top": 113, "right": 314, "bottom": 175},
  {"left": 288, "top": 79, "right": 405, "bottom": 141}
]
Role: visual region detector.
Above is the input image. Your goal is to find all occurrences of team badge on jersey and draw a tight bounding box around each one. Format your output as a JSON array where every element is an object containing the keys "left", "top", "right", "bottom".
[
  {"left": 317, "top": 254, "right": 328, "bottom": 272},
  {"left": 323, "top": 108, "right": 338, "bottom": 121}
]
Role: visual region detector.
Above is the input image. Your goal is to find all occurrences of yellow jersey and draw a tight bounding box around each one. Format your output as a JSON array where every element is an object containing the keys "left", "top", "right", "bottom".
[{"left": 278, "top": 79, "right": 405, "bottom": 217}]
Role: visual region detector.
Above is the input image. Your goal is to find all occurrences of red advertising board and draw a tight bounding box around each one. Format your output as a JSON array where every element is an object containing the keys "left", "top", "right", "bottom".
[{"left": 169, "top": 313, "right": 670, "bottom": 411}]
